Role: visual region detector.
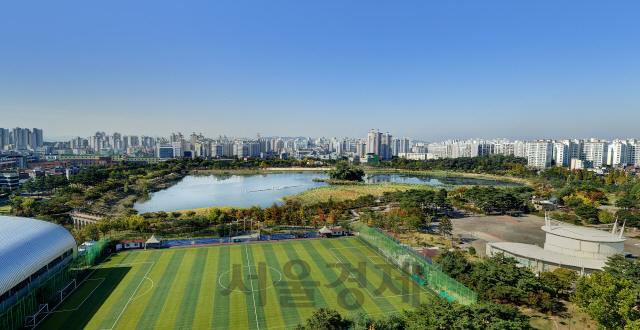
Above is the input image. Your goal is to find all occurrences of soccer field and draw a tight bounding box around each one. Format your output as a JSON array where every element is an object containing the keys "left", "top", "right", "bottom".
[{"left": 35, "top": 237, "right": 434, "bottom": 330}]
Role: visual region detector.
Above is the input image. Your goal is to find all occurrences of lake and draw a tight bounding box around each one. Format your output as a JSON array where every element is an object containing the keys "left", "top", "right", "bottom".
[{"left": 133, "top": 172, "right": 519, "bottom": 212}]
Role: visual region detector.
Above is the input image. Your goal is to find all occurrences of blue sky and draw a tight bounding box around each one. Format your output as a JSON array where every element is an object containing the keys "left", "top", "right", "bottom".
[{"left": 1, "top": 1, "right": 638, "bottom": 142}]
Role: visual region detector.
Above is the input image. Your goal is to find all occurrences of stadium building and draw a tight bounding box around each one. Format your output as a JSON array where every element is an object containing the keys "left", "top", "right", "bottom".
[
  {"left": 0, "top": 216, "right": 77, "bottom": 314},
  {"left": 486, "top": 214, "right": 626, "bottom": 275}
]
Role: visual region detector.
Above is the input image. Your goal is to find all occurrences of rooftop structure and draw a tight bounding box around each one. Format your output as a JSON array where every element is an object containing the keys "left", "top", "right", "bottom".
[
  {"left": 487, "top": 214, "right": 626, "bottom": 275},
  {"left": 0, "top": 216, "right": 76, "bottom": 309}
]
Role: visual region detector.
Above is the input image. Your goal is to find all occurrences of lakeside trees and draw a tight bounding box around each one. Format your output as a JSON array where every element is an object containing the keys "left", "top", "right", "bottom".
[{"left": 328, "top": 160, "right": 364, "bottom": 181}]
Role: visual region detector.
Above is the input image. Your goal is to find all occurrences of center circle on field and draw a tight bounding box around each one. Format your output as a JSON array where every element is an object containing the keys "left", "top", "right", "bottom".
[{"left": 218, "top": 265, "right": 283, "bottom": 293}]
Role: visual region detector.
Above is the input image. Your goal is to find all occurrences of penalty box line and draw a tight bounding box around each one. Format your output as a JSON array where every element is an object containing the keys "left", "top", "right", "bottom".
[
  {"left": 33, "top": 253, "right": 118, "bottom": 329},
  {"left": 33, "top": 254, "right": 156, "bottom": 330},
  {"left": 49, "top": 261, "right": 156, "bottom": 314},
  {"left": 364, "top": 245, "right": 434, "bottom": 297},
  {"left": 100, "top": 261, "right": 156, "bottom": 330},
  {"left": 49, "top": 278, "right": 106, "bottom": 313},
  {"left": 329, "top": 247, "right": 433, "bottom": 299}
]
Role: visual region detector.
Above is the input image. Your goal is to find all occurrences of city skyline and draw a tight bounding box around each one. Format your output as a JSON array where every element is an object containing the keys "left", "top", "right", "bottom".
[{"left": 2, "top": 1, "right": 640, "bottom": 141}]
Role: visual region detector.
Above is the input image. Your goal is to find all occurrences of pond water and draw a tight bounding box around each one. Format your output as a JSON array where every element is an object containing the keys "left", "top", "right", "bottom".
[{"left": 133, "top": 172, "right": 519, "bottom": 212}]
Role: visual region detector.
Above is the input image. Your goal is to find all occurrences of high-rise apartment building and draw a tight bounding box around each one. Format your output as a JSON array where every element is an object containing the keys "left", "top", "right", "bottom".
[
  {"left": 365, "top": 129, "right": 392, "bottom": 160},
  {"left": 0, "top": 128, "right": 9, "bottom": 149},
  {"left": 582, "top": 139, "right": 608, "bottom": 168},
  {"left": 609, "top": 140, "right": 627, "bottom": 167},
  {"left": 526, "top": 140, "right": 553, "bottom": 169},
  {"left": 553, "top": 141, "right": 570, "bottom": 166},
  {"left": 31, "top": 128, "right": 43, "bottom": 148},
  {"left": 608, "top": 139, "right": 640, "bottom": 167}
]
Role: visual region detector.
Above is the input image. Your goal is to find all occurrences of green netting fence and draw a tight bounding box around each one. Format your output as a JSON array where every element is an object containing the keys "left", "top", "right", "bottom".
[
  {"left": 0, "top": 235, "right": 110, "bottom": 330},
  {"left": 351, "top": 222, "right": 478, "bottom": 306}
]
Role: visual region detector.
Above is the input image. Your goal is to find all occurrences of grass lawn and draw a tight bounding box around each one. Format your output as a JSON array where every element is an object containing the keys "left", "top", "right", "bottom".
[
  {"left": 523, "top": 302, "right": 597, "bottom": 330},
  {"left": 0, "top": 202, "right": 10, "bottom": 215},
  {"left": 283, "top": 183, "right": 437, "bottom": 206},
  {"left": 394, "top": 231, "right": 451, "bottom": 249},
  {"left": 35, "top": 237, "right": 434, "bottom": 330}
]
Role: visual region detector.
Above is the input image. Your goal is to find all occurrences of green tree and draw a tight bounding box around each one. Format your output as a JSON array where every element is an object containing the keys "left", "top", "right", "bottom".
[
  {"left": 294, "top": 308, "right": 351, "bottom": 330},
  {"left": 438, "top": 216, "right": 453, "bottom": 240},
  {"left": 98, "top": 217, "right": 112, "bottom": 237},
  {"left": 616, "top": 197, "right": 637, "bottom": 210},
  {"left": 551, "top": 268, "right": 578, "bottom": 294},
  {"left": 573, "top": 272, "right": 639, "bottom": 329},
  {"left": 603, "top": 254, "right": 640, "bottom": 282},
  {"left": 575, "top": 204, "right": 599, "bottom": 223},
  {"left": 84, "top": 223, "right": 101, "bottom": 241},
  {"left": 598, "top": 209, "right": 616, "bottom": 224},
  {"left": 403, "top": 296, "right": 534, "bottom": 330},
  {"left": 208, "top": 208, "right": 223, "bottom": 224},
  {"left": 328, "top": 161, "right": 364, "bottom": 181}
]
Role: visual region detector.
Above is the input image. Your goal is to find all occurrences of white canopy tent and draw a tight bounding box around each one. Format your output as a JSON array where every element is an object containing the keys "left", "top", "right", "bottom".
[
  {"left": 145, "top": 234, "right": 163, "bottom": 249},
  {"left": 319, "top": 226, "right": 333, "bottom": 237}
]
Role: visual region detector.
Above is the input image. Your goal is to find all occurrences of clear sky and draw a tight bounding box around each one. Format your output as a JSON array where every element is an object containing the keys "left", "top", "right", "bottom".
[{"left": 1, "top": 1, "right": 639, "bottom": 142}]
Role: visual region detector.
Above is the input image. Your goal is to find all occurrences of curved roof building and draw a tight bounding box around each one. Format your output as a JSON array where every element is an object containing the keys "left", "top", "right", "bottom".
[
  {"left": 487, "top": 214, "right": 626, "bottom": 275},
  {"left": 0, "top": 216, "right": 77, "bottom": 299}
]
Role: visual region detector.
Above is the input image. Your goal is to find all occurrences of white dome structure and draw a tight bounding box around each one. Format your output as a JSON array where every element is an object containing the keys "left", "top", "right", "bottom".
[
  {"left": 0, "top": 216, "right": 77, "bottom": 305},
  {"left": 542, "top": 222, "right": 625, "bottom": 260},
  {"left": 486, "top": 214, "right": 627, "bottom": 275}
]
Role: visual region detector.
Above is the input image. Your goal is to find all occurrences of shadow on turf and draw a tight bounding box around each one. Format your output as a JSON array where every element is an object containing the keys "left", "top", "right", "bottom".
[{"left": 39, "top": 255, "right": 138, "bottom": 330}]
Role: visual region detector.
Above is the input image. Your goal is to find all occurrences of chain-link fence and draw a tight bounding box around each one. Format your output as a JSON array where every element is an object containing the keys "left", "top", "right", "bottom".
[
  {"left": 0, "top": 235, "right": 110, "bottom": 330},
  {"left": 352, "top": 222, "right": 477, "bottom": 305}
]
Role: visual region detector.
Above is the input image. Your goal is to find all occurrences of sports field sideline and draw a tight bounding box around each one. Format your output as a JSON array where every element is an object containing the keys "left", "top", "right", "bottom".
[{"left": 35, "top": 237, "right": 434, "bottom": 330}]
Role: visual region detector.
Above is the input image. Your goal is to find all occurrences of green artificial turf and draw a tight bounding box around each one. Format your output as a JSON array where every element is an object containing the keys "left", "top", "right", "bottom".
[{"left": 36, "top": 238, "right": 434, "bottom": 330}]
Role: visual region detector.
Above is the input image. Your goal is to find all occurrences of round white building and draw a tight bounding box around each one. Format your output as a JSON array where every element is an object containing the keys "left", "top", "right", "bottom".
[{"left": 487, "top": 215, "right": 626, "bottom": 275}]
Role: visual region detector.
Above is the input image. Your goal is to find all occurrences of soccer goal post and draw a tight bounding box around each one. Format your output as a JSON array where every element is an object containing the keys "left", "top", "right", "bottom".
[
  {"left": 24, "top": 304, "right": 49, "bottom": 328},
  {"left": 56, "top": 279, "right": 77, "bottom": 303}
]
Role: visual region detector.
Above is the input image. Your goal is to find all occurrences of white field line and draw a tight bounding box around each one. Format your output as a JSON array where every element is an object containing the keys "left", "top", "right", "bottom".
[
  {"left": 33, "top": 253, "right": 117, "bottom": 329},
  {"left": 366, "top": 256, "right": 410, "bottom": 279},
  {"left": 364, "top": 243, "right": 434, "bottom": 297},
  {"left": 130, "top": 277, "right": 154, "bottom": 300},
  {"left": 101, "top": 261, "right": 155, "bottom": 330},
  {"left": 328, "top": 248, "right": 376, "bottom": 299},
  {"left": 50, "top": 278, "right": 105, "bottom": 313},
  {"left": 245, "top": 245, "right": 260, "bottom": 330},
  {"left": 330, "top": 246, "right": 434, "bottom": 299}
]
